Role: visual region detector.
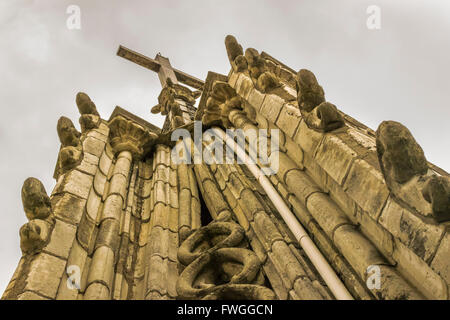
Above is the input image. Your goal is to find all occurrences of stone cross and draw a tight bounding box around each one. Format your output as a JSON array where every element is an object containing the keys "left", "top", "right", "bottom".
[{"left": 116, "top": 45, "right": 204, "bottom": 90}]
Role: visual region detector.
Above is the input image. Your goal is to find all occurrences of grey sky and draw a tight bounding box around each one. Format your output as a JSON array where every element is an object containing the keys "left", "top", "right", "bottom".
[{"left": 0, "top": 0, "right": 449, "bottom": 293}]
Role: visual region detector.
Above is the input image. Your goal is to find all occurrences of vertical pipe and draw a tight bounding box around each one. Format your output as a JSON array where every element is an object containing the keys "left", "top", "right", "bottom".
[{"left": 212, "top": 127, "right": 353, "bottom": 300}]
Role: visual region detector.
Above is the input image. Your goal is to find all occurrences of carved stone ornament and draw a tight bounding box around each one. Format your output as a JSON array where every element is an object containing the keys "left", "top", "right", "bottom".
[
  {"left": 376, "top": 121, "right": 450, "bottom": 222},
  {"left": 176, "top": 219, "right": 276, "bottom": 300},
  {"left": 108, "top": 115, "right": 158, "bottom": 159},
  {"left": 295, "top": 69, "right": 344, "bottom": 132}
]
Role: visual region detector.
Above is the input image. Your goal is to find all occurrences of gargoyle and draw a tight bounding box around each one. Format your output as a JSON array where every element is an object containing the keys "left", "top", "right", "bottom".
[
  {"left": 295, "top": 69, "right": 344, "bottom": 132},
  {"left": 376, "top": 121, "right": 450, "bottom": 222},
  {"left": 56, "top": 116, "right": 83, "bottom": 176},
  {"left": 19, "top": 178, "right": 54, "bottom": 255},
  {"left": 76, "top": 92, "right": 101, "bottom": 132}
]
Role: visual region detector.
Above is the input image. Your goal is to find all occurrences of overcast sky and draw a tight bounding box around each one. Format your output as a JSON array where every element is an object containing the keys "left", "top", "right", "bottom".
[{"left": 0, "top": 0, "right": 449, "bottom": 294}]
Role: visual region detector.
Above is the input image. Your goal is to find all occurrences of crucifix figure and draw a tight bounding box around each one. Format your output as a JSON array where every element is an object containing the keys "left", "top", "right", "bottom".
[{"left": 117, "top": 45, "right": 204, "bottom": 130}]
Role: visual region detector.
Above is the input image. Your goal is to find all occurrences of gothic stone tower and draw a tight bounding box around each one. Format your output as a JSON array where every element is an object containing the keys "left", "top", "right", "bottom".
[{"left": 2, "top": 35, "right": 449, "bottom": 300}]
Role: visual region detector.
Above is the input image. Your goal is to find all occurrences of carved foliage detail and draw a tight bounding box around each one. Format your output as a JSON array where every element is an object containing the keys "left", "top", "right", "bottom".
[
  {"left": 295, "top": 69, "right": 344, "bottom": 132},
  {"left": 176, "top": 219, "right": 276, "bottom": 300},
  {"left": 376, "top": 121, "right": 450, "bottom": 222},
  {"left": 202, "top": 81, "right": 243, "bottom": 128},
  {"left": 20, "top": 178, "right": 54, "bottom": 255},
  {"left": 108, "top": 115, "right": 158, "bottom": 159}
]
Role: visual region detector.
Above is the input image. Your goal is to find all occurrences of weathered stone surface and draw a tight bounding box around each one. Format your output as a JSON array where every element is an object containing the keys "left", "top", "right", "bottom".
[
  {"left": 25, "top": 253, "right": 66, "bottom": 299},
  {"left": 96, "top": 219, "right": 120, "bottom": 253},
  {"left": 306, "top": 192, "right": 351, "bottom": 236},
  {"left": 58, "top": 116, "right": 81, "bottom": 147},
  {"left": 376, "top": 121, "right": 428, "bottom": 186},
  {"left": 293, "top": 120, "right": 323, "bottom": 155},
  {"left": 93, "top": 171, "right": 107, "bottom": 197},
  {"left": 333, "top": 224, "right": 385, "bottom": 278},
  {"left": 343, "top": 159, "right": 389, "bottom": 220},
  {"left": 276, "top": 104, "right": 301, "bottom": 138},
  {"left": 99, "top": 151, "right": 113, "bottom": 176},
  {"left": 379, "top": 198, "right": 444, "bottom": 262},
  {"left": 44, "top": 219, "right": 77, "bottom": 259},
  {"left": 87, "top": 246, "right": 115, "bottom": 288},
  {"left": 77, "top": 213, "right": 97, "bottom": 253},
  {"left": 84, "top": 282, "right": 110, "bottom": 300},
  {"left": 393, "top": 238, "right": 448, "bottom": 300},
  {"left": 314, "top": 135, "right": 357, "bottom": 185},
  {"left": 376, "top": 121, "right": 450, "bottom": 222},
  {"left": 102, "top": 194, "right": 123, "bottom": 221},
  {"left": 431, "top": 232, "right": 450, "bottom": 285},
  {"left": 259, "top": 94, "right": 284, "bottom": 124},
  {"left": 21, "top": 178, "right": 52, "bottom": 220},
  {"left": 56, "top": 169, "right": 93, "bottom": 200}
]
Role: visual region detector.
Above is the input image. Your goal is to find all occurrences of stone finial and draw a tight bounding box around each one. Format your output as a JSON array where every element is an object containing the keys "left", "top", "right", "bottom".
[
  {"left": 21, "top": 178, "right": 52, "bottom": 220},
  {"left": 296, "top": 69, "right": 325, "bottom": 112},
  {"left": 108, "top": 115, "right": 158, "bottom": 159},
  {"left": 225, "top": 35, "right": 248, "bottom": 72},
  {"left": 176, "top": 220, "right": 276, "bottom": 300},
  {"left": 57, "top": 116, "right": 81, "bottom": 147},
  {"left": 56, "top": 116, "right": 83, "bottom": 177},
  {"left": 202, "top": 81, "right": 242, "bottom": 128},
  {"left": 20, "top": 178, "right": 53, "bottom": 255},
  {"left": 376, "top": 121, "right": 428, "bottom": 185},
  {"left": 295, "top": 69, "right": 344, "bottom": 132},
  {"left": 376, "top": 121, "right": 450, "bottom": 222},
  {"left": 76, "top": 92, "right": 99, "bottom": 116},
  {"left": 76, "top": 92, "right": 101, "bottom": 132}
]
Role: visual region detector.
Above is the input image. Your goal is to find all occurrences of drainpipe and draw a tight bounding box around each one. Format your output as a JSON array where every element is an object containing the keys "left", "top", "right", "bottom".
[{"left": 212, "top": 127, "right": 353, "bottom": 300}]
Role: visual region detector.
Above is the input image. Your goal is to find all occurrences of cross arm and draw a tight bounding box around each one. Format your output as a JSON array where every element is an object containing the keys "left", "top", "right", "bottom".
[{"left": 117, "top": 45, "right": 205, "bottom": 90}]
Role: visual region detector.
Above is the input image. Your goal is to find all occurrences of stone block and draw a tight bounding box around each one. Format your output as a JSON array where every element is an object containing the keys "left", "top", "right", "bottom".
[
  {"left": 146, "top": 255, "right": 168, "bottom": 295},
  {"left": 44, "top": 219, "right": 77, "bottom": 259},
  {"left": 393, "top": 238, "right": 448, "bottom": 300},
  {"left": 99, "top": 151, "right": 113, "bottom": 176},
  {"left": 276, "top": 104, "right": 301, "bottom": 138},
  {"left": 314, "top": 135, "right": 357, "bottom": 185},
  {"left": 102, "top": 194, "right": 123, "bottom": 221},
  {"left": 343, "top": 159, "right": 389, "bottom": 220},
  {"left": 83, "top": 136, "right": 105, "bottom": 158},
  {"left": 259, "top": 94, "right": 285, "bottom": 124},
  {"left": 306, "top": 192, "right": 351, "bottom": 236},
  {"left": 58, "top": 169, "right": 93, "bottom": 200},
  {"left": 379, "top": 198, "right": 445, "bottom": 262},
  {"left": 86, "top": 189, "right": 102, "bottom": 221},
  {"left": 51, "top": 193, "right": 86, "bottom": 225},
  {"left": 84, "top": 282, "right": 110, "bottom": 300},
  {"left": 333, "top": 224, "right": 386, "bottom": 278},
  {"left": 293, "top": 120, "right": 323, "bottom": 155},
  {"left": 93, "top": 171, "right": 107, "bottom": 197},
  {"left": 431, "top": 232, "right": 450, "bottom": 285},
  {"left": 252, "top": 212, "right": 284, "bottom": 251},
  {"left": 25, "top": 253, "right": 66, "bottom": 299},
  {"left": 247, "top": 88, "right": 266, "bottom": 112},
  {"left": 109, "top": 173, "right": 128, "bottom": 201},
  {"left": 87, "top": 246, "right": 115, "bottom": 288}
]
